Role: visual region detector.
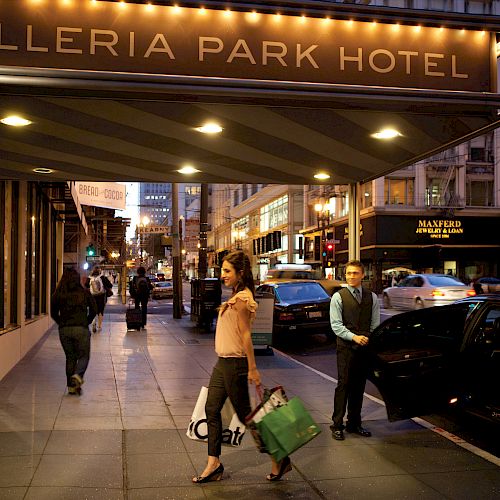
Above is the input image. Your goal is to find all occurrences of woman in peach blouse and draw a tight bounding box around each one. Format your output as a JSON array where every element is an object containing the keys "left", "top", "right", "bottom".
[{"left": 192, "top": 250, "right": 291, "bottom": 483}]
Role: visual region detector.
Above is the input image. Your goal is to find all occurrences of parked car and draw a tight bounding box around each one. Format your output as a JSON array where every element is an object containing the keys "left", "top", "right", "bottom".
[
  {"left": 264, "top": 267, "right": 345, "bottom": 296},
  {"left": 382, "top": 273, "right": 475, "bottom": 310},
  {"left": 151, "top": 280, "right": 173, "bottom": 299},
  {"left": 367, "top": 295, "right": 500, "bottom": 425},
  {"left": 474, "top": 277, "right": 500, "bottom": 294},
  {"left": 256, "top": 281, "right": 334, "bottom": 344}
]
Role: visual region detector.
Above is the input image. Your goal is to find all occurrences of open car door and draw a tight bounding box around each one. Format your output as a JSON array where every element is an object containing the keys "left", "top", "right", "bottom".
[{"left": 367, "top": 304, "right": 470, "bottom": 421}]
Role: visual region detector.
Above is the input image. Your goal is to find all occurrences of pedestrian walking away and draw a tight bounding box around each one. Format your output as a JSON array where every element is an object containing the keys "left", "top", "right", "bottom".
[
  {"left": 85, "top": 265, "right": 113, "bottom": 333},
  {"left": 129, "top": 266, "right": 153, "bottom": 328},
  {"left": 192, "top": 250, "right": 291, "bottom": 484},
  {"left": 51, "top": 267, "right": 97, "bottom": 395},
  {"left": 330, "top": 259, "right": 381, "bottom": 441}
]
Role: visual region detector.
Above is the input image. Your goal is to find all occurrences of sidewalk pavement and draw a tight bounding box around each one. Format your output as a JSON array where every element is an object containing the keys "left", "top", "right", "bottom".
[{"left": 0, "top": 292, "right": 498, "bottom": 500}]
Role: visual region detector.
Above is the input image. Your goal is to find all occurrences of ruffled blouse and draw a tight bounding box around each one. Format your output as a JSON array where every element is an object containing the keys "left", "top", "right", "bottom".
[{"left": 215, "top": 288, "right": 258, "bottom": 358}]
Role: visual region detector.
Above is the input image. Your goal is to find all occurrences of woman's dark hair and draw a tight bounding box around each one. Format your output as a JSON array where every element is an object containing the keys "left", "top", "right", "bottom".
[
  {"left": 223, "top": 250, "right": 255, "bottom": 298},
  {"left": 90, "top": 266, "right": 101, "bottom": 277},
  {"left": 137, "top": 266, "right": 146, "bottom": 276},
  {"left": 55, "top": 267, "right": 84, "bottom": 295}
]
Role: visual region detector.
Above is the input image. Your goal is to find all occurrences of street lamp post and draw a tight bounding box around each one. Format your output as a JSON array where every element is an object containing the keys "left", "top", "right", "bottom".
[{"left": 314, "top": 202, "right": 332, "bottom": 278}]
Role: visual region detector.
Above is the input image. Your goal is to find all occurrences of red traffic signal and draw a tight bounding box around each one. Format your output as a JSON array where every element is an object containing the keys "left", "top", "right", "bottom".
[{"left": 326, "top": 243, "right": 334, "bottom": 251}]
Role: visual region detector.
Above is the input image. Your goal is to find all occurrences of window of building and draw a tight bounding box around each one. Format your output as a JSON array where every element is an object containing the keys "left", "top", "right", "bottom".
[
  {"left": 466, "top": 167, "right": 494, "bottom": 206},
  {"left": 465, "top": 0, "right": 492, "bottom": 14},
  {"left": 242, "top": 184, "right": 248, "bottom": 201},
  {"left": 385, "top": 178, "right": 414, "bottom": 205},
  {"left": 233, "top": 189, "right": 239, "bottom": 207},
  {"left": 338, "top": 193, "right": 349, "bottom": 217},
  {"left": 260, "top": 195, "right": 288, "bottom": 232},
  {"left": 361, "top": 182, "right": 373, "bottom": 209}
]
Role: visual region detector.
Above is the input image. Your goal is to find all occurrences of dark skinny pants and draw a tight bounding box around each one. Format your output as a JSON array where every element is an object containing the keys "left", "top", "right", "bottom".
[
  {"left": 205, "top": 357, "right": 250, "bottom": 457},
  {"left": 332, "top": 340, "right": 369, "bottom": 429},
  {"left": 59, "top": 326, "right": 91, "bottom": 387}
]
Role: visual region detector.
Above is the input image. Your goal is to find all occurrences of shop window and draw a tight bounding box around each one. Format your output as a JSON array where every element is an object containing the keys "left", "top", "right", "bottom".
[
  {"left": 385, "top": 178, "right": 414, "bottom": 205},
  {"left": 25, "top": 183, "right": 46, "bottom": 320},
  {"left": 1, "top": 182, "right": 19, "bottom": 329}
]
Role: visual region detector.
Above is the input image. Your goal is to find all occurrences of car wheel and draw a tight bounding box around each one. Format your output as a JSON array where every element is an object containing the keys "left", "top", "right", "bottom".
[
  {"left": 383, "top": 294, "right": 391, "bottom": 309},
  {"left": 415, "top": 298, "right": 424, "bottom": 309}
]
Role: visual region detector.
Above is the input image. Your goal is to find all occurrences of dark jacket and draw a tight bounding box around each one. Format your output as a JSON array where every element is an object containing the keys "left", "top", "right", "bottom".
[
  {"left": 129, "top": 275, "right": 153, "bottom": 298},
  {"left": 51, "top": 287, "right": 97, "bottom": 328}
]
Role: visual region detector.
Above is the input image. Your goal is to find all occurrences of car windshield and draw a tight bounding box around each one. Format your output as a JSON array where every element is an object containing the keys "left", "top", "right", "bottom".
[
  {"left": 155, "top": 282, "right": 172, "bottom": 288},
  {"left": 276, "top": 283, "right": 329, "bottom": 302},
  {"left": 426, "top": 275, "right": 465, "bottom": 286}
]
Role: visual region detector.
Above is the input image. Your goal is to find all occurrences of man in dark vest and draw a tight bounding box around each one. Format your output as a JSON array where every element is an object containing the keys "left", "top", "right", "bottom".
[{"left": 329, "top": 260, "right": 380, "bottom": 440}]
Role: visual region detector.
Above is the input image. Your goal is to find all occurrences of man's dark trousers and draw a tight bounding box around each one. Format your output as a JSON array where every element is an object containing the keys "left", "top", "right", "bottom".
[
  {"left": 134, "top": 296, "right": 149, "bottom": 327},
  {"left": 332, "top": 338, "right": 369, "bottom": 430}
]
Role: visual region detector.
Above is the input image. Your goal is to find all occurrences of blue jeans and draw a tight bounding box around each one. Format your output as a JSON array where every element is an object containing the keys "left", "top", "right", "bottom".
[{"left": 59, "top": 326, "right": 91, "bottom": 387}]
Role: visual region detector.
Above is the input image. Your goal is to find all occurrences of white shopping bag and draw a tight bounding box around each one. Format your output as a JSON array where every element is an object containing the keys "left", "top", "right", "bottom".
[{"left": 186, "top": 386, "right": 246, "bottom": 447}]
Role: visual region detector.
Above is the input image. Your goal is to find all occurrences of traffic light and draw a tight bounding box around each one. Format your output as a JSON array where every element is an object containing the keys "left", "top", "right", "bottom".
[
  {"left": 326, "top": 242, "right": 334, "bottom": 267},
  {"left": 86, "top": 244, "right": 95, "bottom": 257}
]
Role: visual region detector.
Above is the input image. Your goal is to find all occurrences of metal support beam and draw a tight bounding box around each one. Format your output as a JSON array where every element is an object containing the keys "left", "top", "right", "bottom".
[
  {"left": 172, "top": 183, "right": 183, "bottom": 319},
  {"left": 348, "top": 183, "right": 361, "bottom": 261},
  {"left": 198, "top": 183, "right": 208, "bottom": 280}
]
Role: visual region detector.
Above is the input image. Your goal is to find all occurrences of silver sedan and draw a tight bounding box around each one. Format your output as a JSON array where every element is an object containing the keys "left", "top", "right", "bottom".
[{"left": 382, "top": 274, "right": 475, "bottom": 310}]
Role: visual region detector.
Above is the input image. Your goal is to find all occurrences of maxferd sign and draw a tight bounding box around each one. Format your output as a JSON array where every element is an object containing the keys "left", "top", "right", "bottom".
[{"left": 0, "top": 0, "right": 493, "bottom": 92}]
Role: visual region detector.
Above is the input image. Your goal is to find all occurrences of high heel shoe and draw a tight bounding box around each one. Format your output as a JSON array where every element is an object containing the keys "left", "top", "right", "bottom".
[
  {"left": 192, "top": 463, "right": 224, "bottom": 484},
  {"left": 266, "top": 456, "right": 292, "bottom": 481}
]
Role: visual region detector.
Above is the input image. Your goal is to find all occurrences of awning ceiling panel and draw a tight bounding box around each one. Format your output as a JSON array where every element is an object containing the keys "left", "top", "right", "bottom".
[{"left": 0, "top": 93, "right": 498, "bottom": 184}]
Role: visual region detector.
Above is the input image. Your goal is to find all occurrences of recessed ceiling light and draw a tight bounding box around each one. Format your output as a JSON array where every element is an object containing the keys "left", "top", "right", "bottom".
[
  {"left": 371, "top": 128, "right": 402, "bottom": 140},
  {"left": 33, "top": 168, "right": 54, "bottom": 174},
  {"left": 178, "top": 165, "right": 200, "bottom": 175},
  {"left": 314, "top": 172, "right": 330, "bottom": 180},
  {"left": 1, "top": 115, "right": 32, "bottom": 127},
  {"left": 195, "top": 122, "right": 223, "bottom": 134}
]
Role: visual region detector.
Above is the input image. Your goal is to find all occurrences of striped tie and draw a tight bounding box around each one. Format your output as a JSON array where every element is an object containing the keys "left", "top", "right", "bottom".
[{"left": 353, "top": 288, "right": 361, "bottom": 304}]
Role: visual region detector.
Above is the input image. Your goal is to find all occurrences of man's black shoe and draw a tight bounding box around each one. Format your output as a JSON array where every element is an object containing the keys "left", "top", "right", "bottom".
[
  {"left": 329, "top": 425, "right": 345, "bottom": 440},
  {"left": 345, "top": 425, "right": 372, "bottom": 437}
]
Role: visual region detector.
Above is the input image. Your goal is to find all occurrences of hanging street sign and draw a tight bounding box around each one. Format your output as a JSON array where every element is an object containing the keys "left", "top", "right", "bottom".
[{"left": 137, "top": 226, "right": 171, "bottom": 234}]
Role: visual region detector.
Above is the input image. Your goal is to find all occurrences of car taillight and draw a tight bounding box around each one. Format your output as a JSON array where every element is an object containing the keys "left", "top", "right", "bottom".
[
  {"left": 431, "top": 289, "right": 445, "bottom": 297},
  {"left": 466, "top": 289, "right": 476, "bottom": 297},
  {"left": 279, "top": 312, "right": 295, "bottom": 321}
]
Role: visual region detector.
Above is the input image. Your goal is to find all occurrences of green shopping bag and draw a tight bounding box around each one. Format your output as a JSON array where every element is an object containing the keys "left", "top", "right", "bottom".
[{"left": 255, "top": 397, "right": 321, "bottom": 462}]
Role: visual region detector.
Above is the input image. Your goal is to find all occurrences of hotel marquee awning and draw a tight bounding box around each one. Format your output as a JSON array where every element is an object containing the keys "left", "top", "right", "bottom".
[{"left": 0, "top": 0, "right": 499, "bottom": 185}]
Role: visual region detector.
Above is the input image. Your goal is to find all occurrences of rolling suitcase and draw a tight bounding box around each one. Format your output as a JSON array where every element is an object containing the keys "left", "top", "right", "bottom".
[{"left": 126, "top": 300, "right": 143, "bottom": 330}]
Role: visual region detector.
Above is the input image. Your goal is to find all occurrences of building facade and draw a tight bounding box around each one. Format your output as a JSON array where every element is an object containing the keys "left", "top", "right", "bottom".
[{"left": 300, "top": 131, "right": 500, "bottom": 292}]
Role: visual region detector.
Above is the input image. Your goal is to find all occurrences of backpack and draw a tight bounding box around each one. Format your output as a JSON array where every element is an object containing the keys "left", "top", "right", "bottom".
[
  {"left": 90, "top": 276, "right": 104, "bottom": 295},
  {"left": 136, "top": 276, "right": 150, "bottom": 296}
]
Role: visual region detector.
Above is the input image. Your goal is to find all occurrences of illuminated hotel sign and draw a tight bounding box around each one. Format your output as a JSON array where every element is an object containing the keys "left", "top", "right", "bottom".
[
  {"left": 415, "top": 219, "right": 464, "bottom": 239},
  {"left": 0, "top": 0, "right": 493, "bottom": 92}
]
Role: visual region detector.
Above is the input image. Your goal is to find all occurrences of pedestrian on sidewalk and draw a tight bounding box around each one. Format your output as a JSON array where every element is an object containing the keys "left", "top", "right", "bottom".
[
  {"left": 329, "top": 259, "right": 380, "bottom": 441},
  {"left": 51, "top": 267, "right": 97, "bottom": 395},
  {"left": 129, "top": 266, "right": 153, "bottom": 329},
  {"left": 192, "top": 250, "right": 291, "bottom": 484},
  {"left": 85, "top": 266, "right": 113, "bottom": 333}
]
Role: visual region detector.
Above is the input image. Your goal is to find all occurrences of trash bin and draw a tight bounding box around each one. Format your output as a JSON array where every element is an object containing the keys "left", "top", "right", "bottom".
[{"left": 190, "top": 278, "right": 222, "bottom": 332}]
